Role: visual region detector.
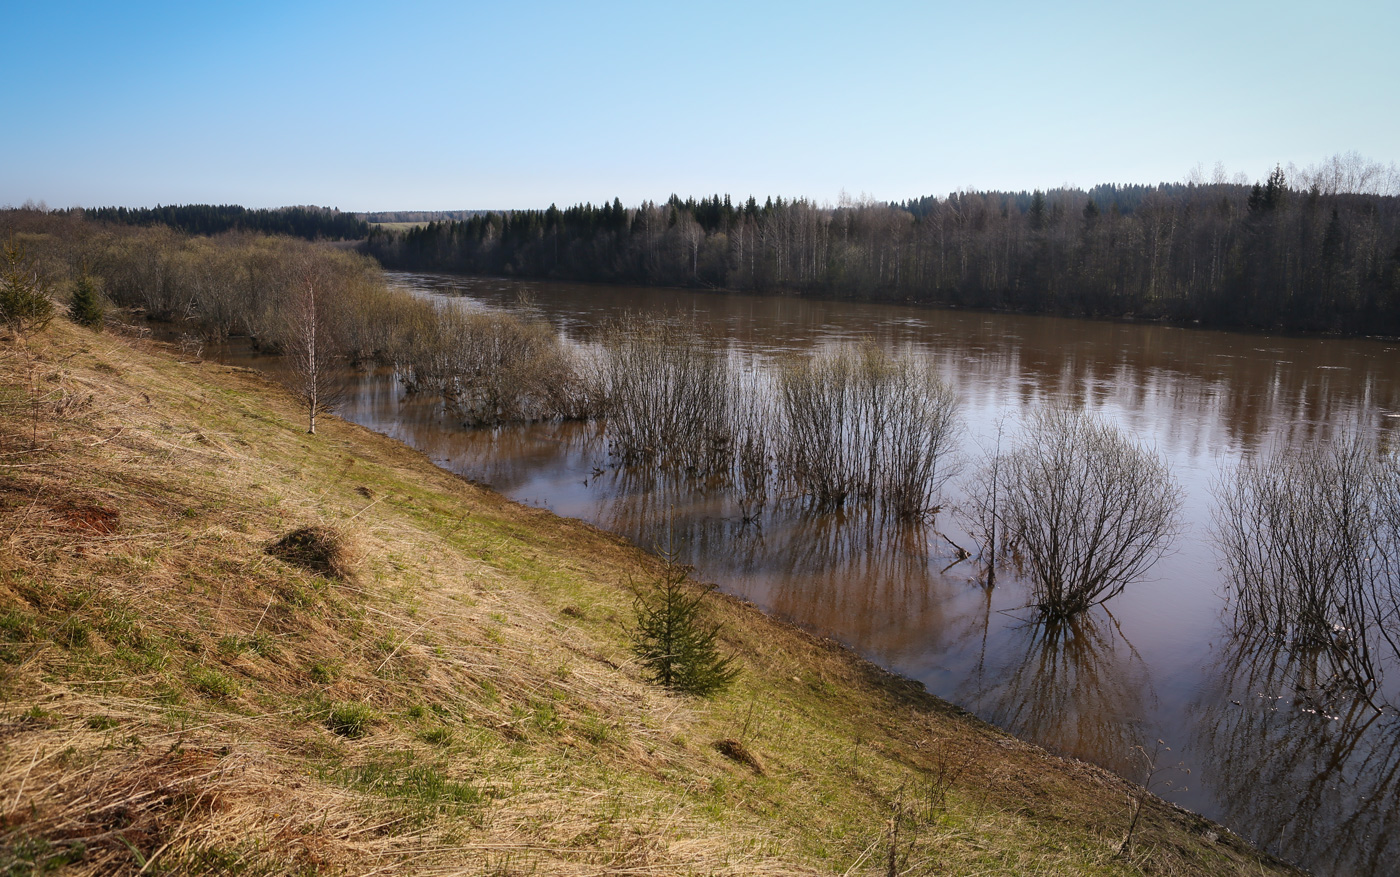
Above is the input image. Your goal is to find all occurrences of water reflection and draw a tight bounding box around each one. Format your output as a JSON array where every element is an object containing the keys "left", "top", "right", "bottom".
[
  {"left": 1189, "top": 635, "right": 1400, "bottom": 877},
  {"left": 954, "top": 612, "right": 1154, "bottom": 777},
  {"left": 747, "top": 511, "right": 954, "bottom": 661},
  {"left": 577, "top": 468, "right": 960, "bottom": 662}
]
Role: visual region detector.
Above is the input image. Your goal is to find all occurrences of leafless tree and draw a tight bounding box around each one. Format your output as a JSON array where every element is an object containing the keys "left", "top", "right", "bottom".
[
  {"left": 1212, "top": 433, "right": 1398, "bottom": 692},
  {"left": 285, "top": 259, "right": 343, "bottom": 435},
  {"left": 997, "top": 406, "right": 1181, "bottom": 620}
]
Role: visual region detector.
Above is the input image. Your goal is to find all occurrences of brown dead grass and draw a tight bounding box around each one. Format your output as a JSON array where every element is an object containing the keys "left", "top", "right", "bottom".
[
  {"left": 266, "top": 525, "right": 357, "bottom": 580},
  {"left": 0, "top": 320, "right": 1303, "bottom": 876}
]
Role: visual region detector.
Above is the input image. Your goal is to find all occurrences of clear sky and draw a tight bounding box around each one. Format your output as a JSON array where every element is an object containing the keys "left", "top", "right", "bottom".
[{"left": 3, "top": 0, "right": 1396, "bottom": 211}]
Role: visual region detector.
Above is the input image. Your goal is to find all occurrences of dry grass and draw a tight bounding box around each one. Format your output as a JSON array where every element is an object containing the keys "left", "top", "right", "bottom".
[
  {"left": 267, "top": 525, "right": 358, "bottom": 580},
  {"left": 0, "top": 320, "right": 1302, "bottom": 875}
]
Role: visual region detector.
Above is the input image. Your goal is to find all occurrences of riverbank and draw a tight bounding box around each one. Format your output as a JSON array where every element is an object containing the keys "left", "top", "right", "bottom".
[{"left": 0, "top": 319, "right": 1301, "bottom": 875}]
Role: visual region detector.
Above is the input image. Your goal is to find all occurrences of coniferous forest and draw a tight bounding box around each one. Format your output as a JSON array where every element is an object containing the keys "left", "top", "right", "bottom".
[
  {"left": 85, "top": 203, "right": 368, "bottom": 240},
  {"left": 366, "top": 166, "right": 1400, "bottom": 335}
]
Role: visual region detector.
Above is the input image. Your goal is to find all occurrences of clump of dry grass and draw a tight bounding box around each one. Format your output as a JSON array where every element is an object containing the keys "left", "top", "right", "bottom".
[
  {"left": 267, "top": 524, "right": 357, "bottom": 580},
  {"left": 713, "top": 738, "right": 764, "bottom": 775}
]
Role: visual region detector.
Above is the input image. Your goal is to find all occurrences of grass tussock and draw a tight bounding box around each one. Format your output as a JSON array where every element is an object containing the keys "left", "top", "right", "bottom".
[
  {"left": 0, "top": 319, "right": 1301, "bottom": 875},
  {"left": 267, "top": 525, "right": 357, "bottom": 580}
]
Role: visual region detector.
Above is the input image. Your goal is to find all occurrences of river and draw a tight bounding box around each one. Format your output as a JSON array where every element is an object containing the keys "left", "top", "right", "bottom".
[{"left": 219, "top": 272, "right": 1400, "bottom": 875}]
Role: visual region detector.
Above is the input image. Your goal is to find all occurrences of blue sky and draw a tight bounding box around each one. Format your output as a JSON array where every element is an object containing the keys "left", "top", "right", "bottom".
[{"left": 3, "top": 0, "right": 1396, "bottom": 211}]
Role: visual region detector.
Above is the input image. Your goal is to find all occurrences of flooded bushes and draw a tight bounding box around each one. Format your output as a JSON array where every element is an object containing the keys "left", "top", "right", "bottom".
[
  {"left": 597, "top": 316, "right": 734, "bottom": 473},
  {"left": 0, "top": 212, "right": 591, "bottom": 428},
  {"left": 81, "top": 228, "right": 394, "bottom": 361},
  {"left": 1213, "top": 435, "right": 1400, "bottom": 691},
  {"left": 595, "top": 322, "right": 961, "bottom": 520},
  {"left": 988, "top": 407, "right": 1182, "bottom": 621},
  {"left": 393, "top": 304, "right": 591, "bottom": 426},
  {"left": 776, "top": 343, "right": 959, "bottom": 517}
]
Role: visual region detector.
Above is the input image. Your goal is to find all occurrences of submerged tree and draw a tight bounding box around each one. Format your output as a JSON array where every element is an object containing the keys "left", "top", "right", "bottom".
[
  {"left": 997, "top": 407, "right": 1181, "bottom": 621},
  {"left": 1212, "top": 434, "right": 1399, "bottom": 693}
]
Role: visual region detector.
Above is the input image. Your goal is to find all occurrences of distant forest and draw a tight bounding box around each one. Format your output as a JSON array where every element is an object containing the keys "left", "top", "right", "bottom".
[
  {"left": 366, "top": 162, "right": 1400, "bottom": 335},
  {"left": 84, "top": 204, "right": 368, "bottom": 240},
  {"left": 362, "top": 210, "right": 492, "bottom": 224}
]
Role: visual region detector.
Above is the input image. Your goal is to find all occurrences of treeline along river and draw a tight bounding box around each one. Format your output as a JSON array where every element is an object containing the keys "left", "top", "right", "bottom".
[
  {"left": 211, "top": 272, "right": 1400, "bottom": 876},
  {"left": 365, "top": 171, "right": 1400, "bottom": 336}
]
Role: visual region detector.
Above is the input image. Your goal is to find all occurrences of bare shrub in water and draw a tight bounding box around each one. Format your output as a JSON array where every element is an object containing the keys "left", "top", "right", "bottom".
[
  {"left": 961, "top": 416, "right": 1010, "bottom": 587},
  {"left": 998, "top": 406, "right": 1181, "bottom": 620},
  {"left": 731, "top": 372, "right": 772, "bottom": 522},
  {"left": 1213, "top": 434, "right": 1400, "bottom": 690},
  {"left": 777, "top": 346, "right": 861, "bottom": 508},
  {"left": 598, "top": 315, "right": 734, "bottom": 474},
  {"left": 1375, "top": 447, "right": 1400, "bottom": 660},
  {"left": 392, "top": 304, "right": 589, "bottom": 426},
  {"left": 876, "top": 351, "right": 961, "bottom": 518},
  {"left": 776, "top": 342, "right": 959, "bottom": 518}
]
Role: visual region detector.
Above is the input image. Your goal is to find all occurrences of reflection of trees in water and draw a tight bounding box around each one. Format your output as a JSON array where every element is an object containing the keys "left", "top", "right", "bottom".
[
  {"left": 589, "top": 464, "right": 728, "bottom": 549},
  {"left": 587, "top": 466, "right": 956, "bottom": 659},
  {"left": 1189, "top": 635, "right": 1400, "bottom": 877},
  {"left": 755, "top": 510, "right": 952, "bottom": 659},
  {"left": 953, "top": 612, "right": 1154, "bottom": 777}
]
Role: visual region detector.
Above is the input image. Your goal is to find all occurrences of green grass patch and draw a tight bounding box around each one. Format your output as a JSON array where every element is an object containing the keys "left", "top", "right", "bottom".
[
  {"left": 418, "top": 726, "right": 454, "bottom": 747},
  {"left": 335, "top": 751, "right": 483, "bottom": 818},
  {"left": 0, "top": 834, "right": 87, "bottom": 875},
  {"left": 189, "top": 664, "right": 239, "bottom": 699},
  {"left": 326, "top": 701, "right": 376, "bottom": 738}
]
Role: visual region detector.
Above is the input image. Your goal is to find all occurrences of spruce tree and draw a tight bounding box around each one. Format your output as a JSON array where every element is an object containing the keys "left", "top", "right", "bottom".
[
  {"left": 630, "top": 544, "right": 738, "bottom": 697},
  {"left": 1029, "top": 190, "right": 1047, "bottom": 231},
  {"left": 68, "top": 275, "right": 105, "bottom": 330},
  {"left": 0, "top": 242, "right": 53, "bottom": 338}
]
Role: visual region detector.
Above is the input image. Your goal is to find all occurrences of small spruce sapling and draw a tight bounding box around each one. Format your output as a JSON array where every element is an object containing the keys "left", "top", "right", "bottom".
[
  {"left": 68, "top": 274, "right": 105, "bottom": 330},
  {"left": 630, "top": 539, "right": 738, "bottom": 697},
  {"left": 0, "top": 241, "right": 53, "bottom": 338}
]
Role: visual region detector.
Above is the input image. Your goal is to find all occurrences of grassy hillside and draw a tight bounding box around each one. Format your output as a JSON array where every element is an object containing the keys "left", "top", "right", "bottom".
[{"left": 0, "top": 319, "right": 1299, "bottom": 876}]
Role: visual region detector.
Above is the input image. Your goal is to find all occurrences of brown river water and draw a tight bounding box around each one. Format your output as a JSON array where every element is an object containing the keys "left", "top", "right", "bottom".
[{"left": 207, "top": 272, "right": 1400, "bottom": 875}]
